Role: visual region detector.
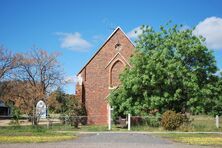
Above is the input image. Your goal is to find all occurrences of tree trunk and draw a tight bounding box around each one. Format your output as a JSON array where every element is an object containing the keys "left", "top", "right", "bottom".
[{"left": 32, "top": 103, "right": 38, "bottom": 125}]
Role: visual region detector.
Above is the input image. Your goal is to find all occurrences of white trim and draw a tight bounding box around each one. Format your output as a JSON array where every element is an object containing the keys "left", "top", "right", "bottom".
[
  {"left": 117, "top": 26, "right": 135, "bottom": 46},
  {"left": 77, "top": 26, "right": 135, "bottom": 75},
  {"left": 118, "top": 52, "right": 132, "bottom": 67},
  {"left": 105, "top": 85, "right": 119, "bottom": 99},
  {"left": 105, "top": 52, "right": 131, "bottom": 69},
  {"left": 105, "top": 52, "right": 119, "bottom": 69},
  {"left": 108, "top": 86, "right": 118, "bottom": 90}
]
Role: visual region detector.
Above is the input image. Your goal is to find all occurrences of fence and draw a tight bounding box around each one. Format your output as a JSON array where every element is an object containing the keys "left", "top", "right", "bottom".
[
  {"left": 110, "top": 114, "right": 222, "bottom": 132},
  {"left": 0, "top": 114, "right": 221, "bottom": 132},
  {"left": 0, "top": 115, "right": 106, "bottom": 129}
]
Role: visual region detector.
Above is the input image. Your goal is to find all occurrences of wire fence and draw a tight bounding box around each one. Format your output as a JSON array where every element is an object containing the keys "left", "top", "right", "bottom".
[
  {"left": 0, "top": 115, "right": 107, "bottom": 128},
  {"left": 0, "top": 114, "right": 221, "bottom": 132},
  {"left": 113, "top": 115, "right": 222, "bottom": 132}
]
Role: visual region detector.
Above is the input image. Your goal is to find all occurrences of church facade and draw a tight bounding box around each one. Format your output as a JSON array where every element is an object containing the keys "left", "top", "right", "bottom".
[{"left": 75, "top": 27, "right": 135, "bottom": 124}]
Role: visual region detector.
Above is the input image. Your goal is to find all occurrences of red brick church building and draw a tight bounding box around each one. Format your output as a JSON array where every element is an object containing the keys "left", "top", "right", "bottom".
[{"left": 76, "top": 27, "right": 135, "bottom": 125}]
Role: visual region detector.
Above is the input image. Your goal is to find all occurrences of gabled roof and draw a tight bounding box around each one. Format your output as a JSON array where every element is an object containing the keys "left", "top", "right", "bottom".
[{"left": 77, "top": 26, "right": 135, "bottom": 75}]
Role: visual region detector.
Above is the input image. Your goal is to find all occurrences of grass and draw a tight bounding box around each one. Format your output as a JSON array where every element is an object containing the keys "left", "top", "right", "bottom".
[
  {"left": 131, "top": 125, "right": 164, "bottom": 131},
  {"left": 189, "top": 115, "right": 222, "bottom": 132},
  {"left": 0, "top": 125, "right": 76, "bottom": 143},
  {"left": 0, "top": 124, "right": 124, "bottom": 143},
  {"left": 129, "top": 115, "right": 222, "bottom": 132},
  {"left": 0, "top": 135, "right": 74, "bottom": 143},
  {"left": 0, "top": 115, "right": 221, "bottom": 144},
  {"left": 156, "top": 133, "right": 222, "bottom": 146},
  {"left": 45, "top": 124, "right": 129, "bottom": 132}
]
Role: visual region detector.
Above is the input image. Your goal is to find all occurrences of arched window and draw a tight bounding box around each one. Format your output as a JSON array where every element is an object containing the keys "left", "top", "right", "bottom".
[{"left": 109, "top": 59, "right": 125, "bottom": 88}]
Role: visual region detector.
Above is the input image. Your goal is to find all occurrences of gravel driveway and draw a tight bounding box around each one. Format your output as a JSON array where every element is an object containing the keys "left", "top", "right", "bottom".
[{"left": 0, "top": 133, "right": 209, "bottom": 148}]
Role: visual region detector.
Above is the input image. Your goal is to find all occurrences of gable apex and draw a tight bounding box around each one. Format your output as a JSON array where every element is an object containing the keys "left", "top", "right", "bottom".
[{"left": 77, "top": 26, "right": 135, "bottom": 75}]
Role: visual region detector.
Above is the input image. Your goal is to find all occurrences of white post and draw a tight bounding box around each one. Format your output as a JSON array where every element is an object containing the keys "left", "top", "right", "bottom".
[
  {"left": 108, "top": 105, "right": 112, "bottom": 130},
  {"left": 216, "top": 115, "right": 219, "bottom": 128},
  {"left": 128, "top": 113, "right": 131, "bottom": 131}
]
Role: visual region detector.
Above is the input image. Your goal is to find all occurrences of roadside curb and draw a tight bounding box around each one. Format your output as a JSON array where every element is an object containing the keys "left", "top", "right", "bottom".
[{"left": 57, "top": 131, "right": 222, "bottom": 134}]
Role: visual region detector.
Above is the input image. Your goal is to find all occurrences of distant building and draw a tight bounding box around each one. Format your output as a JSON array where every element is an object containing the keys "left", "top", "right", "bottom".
[
  {"left": 76, "top": 27, "right": 135, "bottom": 125},
  {"left": 0, "top": 100, "right": 11, "bottom": 117}
]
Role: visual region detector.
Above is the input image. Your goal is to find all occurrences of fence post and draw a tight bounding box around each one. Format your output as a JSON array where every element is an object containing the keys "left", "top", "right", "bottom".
[
  {"left": 108, "top": 105, "right": 112, "bottom": 130},
  {"left": 128, "top": 113, "right": 131, "bottom": 131},
  {"left": 216, "top": 115, "right": 219, "bottom": 128},
  {"left": 47, "top": 118, "right": 49, "bottom": 129}
]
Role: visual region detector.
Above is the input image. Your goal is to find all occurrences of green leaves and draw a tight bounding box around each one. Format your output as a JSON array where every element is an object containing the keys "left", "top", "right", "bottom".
[{"left": 109, "top": 23, "right": 220, "bottom": 117}]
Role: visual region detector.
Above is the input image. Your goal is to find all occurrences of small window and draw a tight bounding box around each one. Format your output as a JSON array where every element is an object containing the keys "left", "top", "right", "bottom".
[{"left": 115, "top": 43, "right": 122, "bottom": 51}]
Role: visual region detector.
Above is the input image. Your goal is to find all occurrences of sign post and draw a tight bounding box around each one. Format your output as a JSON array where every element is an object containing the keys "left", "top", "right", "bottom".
[
  {"left": 108, "top": 106, "right": 113, "bottom": 130},
  {"left": 216, "top": 115, "right": 219, "bottom": 128},
  {"left": 128, "top": 113, "right": 131, "bottom": 131}
]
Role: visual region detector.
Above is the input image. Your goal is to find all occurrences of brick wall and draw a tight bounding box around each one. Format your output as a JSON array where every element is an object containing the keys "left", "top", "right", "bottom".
[{"left": 76, "top": 28, "right": 134, "bottom": 125}]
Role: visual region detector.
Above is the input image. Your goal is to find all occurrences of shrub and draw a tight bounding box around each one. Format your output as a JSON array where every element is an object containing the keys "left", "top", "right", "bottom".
[
  {"left": 59, "top": 97, "right": 86, "bottom": 128},
  {"left": 69, "top": 116, "right": 80, "bottom": 128},
  {"left": 59, "top": 114, "right": 68, "bottom": 125},
  {"left": 146, "top": 114, "right": 161, "bottom": 127},
  {"left": 161, "top": 110, "right": 189, "bottom": 130},
  {"left": 131, "top": 116, "right": 144, "bottom": 126},
  {"left": 129, "top": 114, "right": 161, "bottom": 127},
  {"left": 10, "top": 106, "right": 21, "bottom": 125}
]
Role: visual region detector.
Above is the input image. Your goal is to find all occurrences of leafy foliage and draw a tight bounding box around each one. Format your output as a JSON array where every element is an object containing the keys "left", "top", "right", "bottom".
[
  {"left": 212, "top": 75, "right": 222, "bottom": 116},
  {"left": 10, "top": 106, "right": 21, "bottom": 125},
  {"left": 110, "top": 24, "right": 220, "bottom": 117},
  {"left": 48, "top": 88, "right": 86, "bottom": 115},
  {"left": 48, "top": 87, "right": 66, "bottom": 113},
  {"left": 146, "top": 114, "right": 161, "bottom": 127},
  {"left": 49, "top": 88, "right": 86, "bottom": 127}
]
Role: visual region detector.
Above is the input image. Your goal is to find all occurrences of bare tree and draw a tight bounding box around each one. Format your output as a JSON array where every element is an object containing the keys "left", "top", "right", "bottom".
[
  {"left": 11, "top": 47, "right": 64, "bottom": 125},
  {"left": 0, "top": 46, "right": 19, "bottom": 99},
  {"left": 0, "top": 46, "right": 18, "bottom": 80}
]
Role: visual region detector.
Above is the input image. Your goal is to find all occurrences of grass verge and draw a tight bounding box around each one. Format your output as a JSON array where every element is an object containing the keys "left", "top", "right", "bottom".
[
  {"left": 0, "top": 135, "right": 75, "bottom": 143},
  {"left": 0, "top": 125, "right": 76, "bottom": 143},
  {"left": 156, "top": 133, "right": 222, "bottom": 146}
]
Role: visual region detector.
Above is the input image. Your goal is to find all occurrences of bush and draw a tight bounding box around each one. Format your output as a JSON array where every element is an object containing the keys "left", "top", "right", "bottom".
[
  {"left": 11, "top": 106, "right": 21, "bottom": 125},
  {"left": 129, "top": 114, "right": 161, "bottom": 127},
  {"left": 69, "top": 116, "right": 80, "bottom": 128},
  {"left": 161, "top": 110, "right": 189, "bottom": 130},
  {"left": 59, "top": 114, "right": 68, "bottom": 125},
  {"left": 146, "top": 114, "right": 161, "bottom": 127},
  {"left": 59, "top": 97, "right": 86, "bottom": 128},
  {"left": 131, "top": 116, "right": 144, "bottom": 126}
]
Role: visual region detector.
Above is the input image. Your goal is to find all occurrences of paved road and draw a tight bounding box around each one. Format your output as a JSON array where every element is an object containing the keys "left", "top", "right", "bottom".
[{"left": 0, "top": 133, "right": 210, "bottom": 148}]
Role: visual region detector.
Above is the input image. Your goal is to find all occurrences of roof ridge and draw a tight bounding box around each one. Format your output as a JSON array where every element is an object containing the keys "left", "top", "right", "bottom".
[{"left": 77, "top": 26, "right": 134, "bottom": 75}]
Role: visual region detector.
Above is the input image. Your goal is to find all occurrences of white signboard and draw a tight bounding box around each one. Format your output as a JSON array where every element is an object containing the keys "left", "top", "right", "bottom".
[{"left": 36, "top": 100, "right": 47, "bottom": 118}]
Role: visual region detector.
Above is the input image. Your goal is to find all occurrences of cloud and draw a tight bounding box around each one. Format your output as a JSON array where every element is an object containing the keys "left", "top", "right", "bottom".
[
  {"left": 64, "top": 76, "right": 78, "bottom": 84},
  {"left": 193, "top": 17, "right": 222, "bottom": 50},
  {"left": 92, "top": 35, "right": 104, "bottom": 43},
  {"left": 56, "top": 32, "right": 92, "bottom": 51},
  {"left": 127, "top": 26, "right": 143, "bottom": 39}
]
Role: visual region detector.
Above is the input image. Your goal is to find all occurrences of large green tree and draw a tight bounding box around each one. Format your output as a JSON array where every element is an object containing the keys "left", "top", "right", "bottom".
[
  {"left": 110, "top": 24, "right": 219, "bottom": 117},
  {"left": 212, "top": 73, "right": 222, "bottom": 116}
]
